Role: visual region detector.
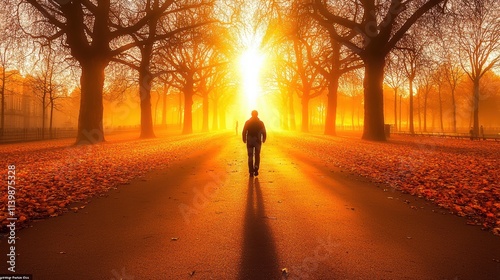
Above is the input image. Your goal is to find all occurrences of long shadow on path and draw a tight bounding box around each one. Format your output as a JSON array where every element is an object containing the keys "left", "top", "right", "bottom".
[{"left": 238, "top": 177, "right": 280, "bottom": 280}]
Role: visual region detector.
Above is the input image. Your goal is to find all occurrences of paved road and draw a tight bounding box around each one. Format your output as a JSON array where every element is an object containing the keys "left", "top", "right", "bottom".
[{"left": 1, "top": 133, "right": 499, "bottom": 279}]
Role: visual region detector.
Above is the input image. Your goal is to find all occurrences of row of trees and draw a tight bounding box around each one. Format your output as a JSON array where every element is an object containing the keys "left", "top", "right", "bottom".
[
  {"left": 4, "top": 0, "right": 239, "bottom": 144},
  {"left": 1, "top": 0, "right": 499, "bottom": 143},
  {"left": 258, "top": 0, "right": 499, "bottom": 139}
]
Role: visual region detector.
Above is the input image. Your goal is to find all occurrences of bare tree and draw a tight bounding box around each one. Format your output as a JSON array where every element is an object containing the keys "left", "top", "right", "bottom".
[
  {"left": 303, "top": 21, "right": 363, "bottom": 135},
  {"left": 431, "top": 13, "right": 464, "bottom": 133},
  {"left": 158, "top": 29, "right": 205, "bottom": 133},
  {"left": 455, "top": 0, "right": 500, "bottom": 136},
  {"left": 31, "top": 43, "right": 55, "bottom": 138},
  {"left": 112, "top": 0, "right": 215, "bottom": 138},
  {"left": 339, "top": 69, "right": 364, "bottom": 130},
  {"left": 291, "top": 35, "right": 325, "bottom": 132},
  {"left": 262, "top": 15, "right": 299, "bottom": 130},
  {"left": 155, "top": 2, "right": 230, "bottom": 134},
  {"left": 0, "top": 43, "right": 18, "bottom": 136},
  {"left": 396, "top": 30, "right": 427, "bottom": 134},
  {"left": 272, "top": 4, "right": 326, "bottom": 133},
  {"left": 207, "top": 62, "right": 233, "bottom": 130},
  {"left": 198, "top": 25, "right": 231, "bottom": 132},
  {"left": 432, "top": 64, "right": 449, "bottom": 132},
  {"left": 159, "top": 33, "right": 198, "bottom": 134},
  {"left": 291, "top": 2, "right": 363, "bottom": 136},
  {"left": 0, "top": 1, "right": 25, "bottom": 136},
  {"left": 158, "top": 75, "right": 173, "bottom": 128},
  {"left": 385, "top": 52, "right": 406, "bottom": 131},
  {"left": 415, "top": 57, "right": 437, "bottom": 132},
  {"left": 19, "top": 0, "right": 188, "bottom": 144},
  {"left": 439, "top": 54, "right": 464, "bottom": 133},
  {"left": 311, "top": 0, "right": 446, "bottom": 140},
  {"left": 265, "top": 52, "right": 298, "bottom": 130}
]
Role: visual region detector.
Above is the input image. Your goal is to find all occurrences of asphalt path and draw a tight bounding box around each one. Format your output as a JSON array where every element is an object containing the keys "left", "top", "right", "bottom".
[{"left": 1, "top": 133, "right": 499, "bottom": 279}]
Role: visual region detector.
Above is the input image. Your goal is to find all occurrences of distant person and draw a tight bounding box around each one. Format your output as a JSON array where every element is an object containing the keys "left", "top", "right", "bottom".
[
  {"left": 242, "top": 110, "right": 266, "bottom": 177},
  {"left": 469, "top": 127, "right": 474, "bottom": 140},
  {"left": 480, "top": 125, "right": 485, "bottom": 140}
]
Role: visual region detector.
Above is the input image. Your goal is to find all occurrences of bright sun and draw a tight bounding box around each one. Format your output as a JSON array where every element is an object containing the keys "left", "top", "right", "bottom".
[{"left": 239, "top": 48, "right": 265, "bottom": 110}]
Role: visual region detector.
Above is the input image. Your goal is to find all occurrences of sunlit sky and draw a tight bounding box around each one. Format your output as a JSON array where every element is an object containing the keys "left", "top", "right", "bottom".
[
  {"left": 239, "top": 47, "right": 265, "bottom": 110},
  {"left": 234, "top": 1, "right": 274, "bottom": 124}
]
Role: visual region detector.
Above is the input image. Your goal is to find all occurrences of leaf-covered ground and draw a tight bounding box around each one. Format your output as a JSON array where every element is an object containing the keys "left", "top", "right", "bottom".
[
  {"left": 1, "top": 132, "right": 225, "bottom": 232},
  {"left": 280, "top": 132, "right": 500, "bottom": 235},
  {"left": 1, "top": 131, "right": 499, "bottom": 235}
]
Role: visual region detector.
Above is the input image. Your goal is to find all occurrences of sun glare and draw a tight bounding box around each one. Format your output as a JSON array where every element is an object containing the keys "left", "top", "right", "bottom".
[{"left": 239, "top": 48, "right": 265, "bottom": 111}]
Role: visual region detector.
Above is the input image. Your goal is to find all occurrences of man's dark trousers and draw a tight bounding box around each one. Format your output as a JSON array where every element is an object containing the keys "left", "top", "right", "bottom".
[{"left": 246, "top": 135, "right": 261, "bottom": 173}]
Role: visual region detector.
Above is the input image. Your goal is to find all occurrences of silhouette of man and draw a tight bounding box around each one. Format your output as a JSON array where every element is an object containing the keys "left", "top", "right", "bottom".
[{"left": 242, "top": 110, "right": 266, "bottom": 177}]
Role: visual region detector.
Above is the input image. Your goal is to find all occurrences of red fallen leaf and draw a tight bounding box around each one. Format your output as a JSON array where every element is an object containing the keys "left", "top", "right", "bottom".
[{"left": 3, "top": 133, "right": 498, "bottom": 234}]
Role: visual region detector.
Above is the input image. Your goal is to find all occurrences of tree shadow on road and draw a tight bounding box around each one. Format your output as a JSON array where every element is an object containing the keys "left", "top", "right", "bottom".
[{"left": 238, "top": 177, "right": 280, "bottom": 280}]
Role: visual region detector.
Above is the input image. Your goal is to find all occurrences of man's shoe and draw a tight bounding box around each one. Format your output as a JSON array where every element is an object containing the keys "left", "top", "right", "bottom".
[
  {"left": 250, "top": 172, "right": 254, "bottom": 177},
  {"left": 254, "top": 170, "right": 259, "bottom": 176}
]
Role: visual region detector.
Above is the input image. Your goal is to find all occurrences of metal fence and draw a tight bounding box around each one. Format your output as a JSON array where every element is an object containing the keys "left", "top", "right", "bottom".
[
  {"left": 0, "top": 128, "right": 77, "bottom": 144},
  {"left": 392, "top": 129, "right": 500, "bottom": 141}
]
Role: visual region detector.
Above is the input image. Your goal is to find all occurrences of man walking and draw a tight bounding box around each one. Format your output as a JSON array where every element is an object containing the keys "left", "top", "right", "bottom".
[{"left": 242, "top": 110, "right": 266, "bottom": 177}]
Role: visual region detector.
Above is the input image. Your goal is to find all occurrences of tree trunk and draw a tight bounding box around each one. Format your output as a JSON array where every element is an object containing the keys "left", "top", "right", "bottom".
[
  {"left": 438, "top": 86, "right": 444, "bottom": 132},
  {"left": 451, "top": 88, "right": 456, "bottom": 133},
  {"left": 178, "top": 92, "right": 183, "bottom": 127},
  {"left": 357, "top": 100, "right": 361, "bottom": 128},
  {"left": 138, "top": 68, "right": 155, "bottom": 138},
  {"left": 362, "top": 56, "right": 386, "bottom": 141},
  {"left": 417, "top": 89, "right": 421, "bottom": 132},
  {"left": 49, "top": 98, "right": 54, "bottom": 139},
  {"left": 288, "top": 90, "right": 296, "bottom": 130},
  {"left": 393, "top": 87, "right": 398, "bottom": 132},
  {"left": 409, "top": 78, "right": 414, "bottom": 134},
  {"left": 423, "top": 91, "right": 428, "bottom": 132},
  {"left": 351, "top": 96, "right": 355, "bottom": 130},
  {"left": 281, "top": 92, "right": 289, "bottom": 130},
  {"left": 1, "top": 69, "right": 5, "bottom": 136},
  {"left": 182, "top": 75, "right": 194, "bottom": 134},
  {"left": 399, "top": 95, "right": 402, "bottom": 131},
  {"left": 301, "top": 95, "right": 310, "bottom": 132},
  {"left": 76, "top": 60, "right": 107, "bottom": 144},
  {"left": 154, "top": 88, "right": 161, "bottom": 126},
  {"left": 212, "top": 97, "right": 219, "bottom": 130},
  {"left": 162, "top": 84, "right": 167, "bottom": 127},
  {"left": 202, "top": 92, "right": 209, "bottom": 132},
  {"left": 472, "top": 78, "right": 480, "bottom": 136},
  {"left": 324, "top": 73, "right": 339, "bottom": 135},
  {"left": 42, "top": 89, "right": 46, "bottom": 139}
]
